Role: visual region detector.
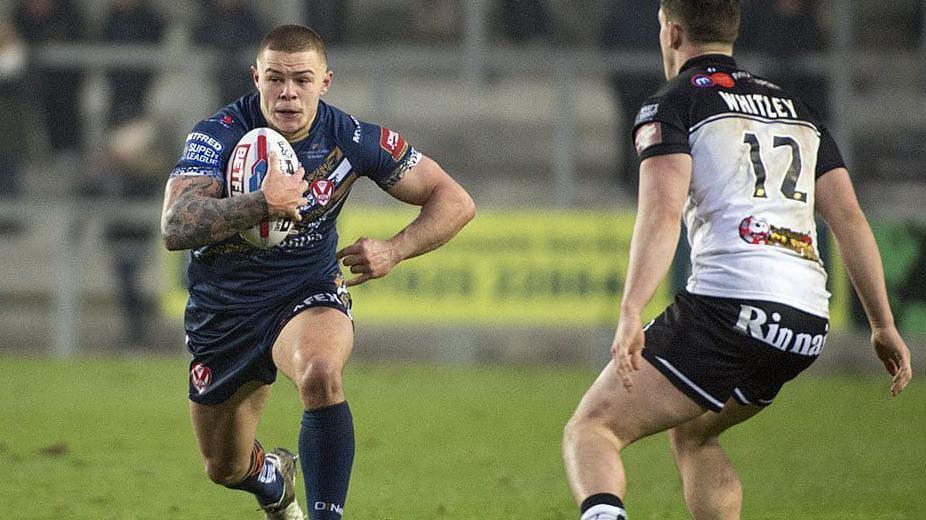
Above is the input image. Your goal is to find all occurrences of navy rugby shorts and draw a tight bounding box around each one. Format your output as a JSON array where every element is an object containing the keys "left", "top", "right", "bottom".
[
  {"left": 185, "top": 274, "right": 352, "bottom": 405},
  {"left": 642, "top": 290, "right": 828, "bottom": 412}
]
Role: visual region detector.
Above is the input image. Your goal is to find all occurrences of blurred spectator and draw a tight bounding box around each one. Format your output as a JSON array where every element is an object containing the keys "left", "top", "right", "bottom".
[
  {"left": 0, "top": 20, "right": 27, "bottom": 204},
  {"left": 412, "top": 0, "right": 462, "bottom": 44},
  {"left": 599, "top": 0, "right": 663, "bottom": 194},
  {"left": 738, "top": 0, "right": 829, "bottom": 117},
  {"left": 192, "top": 0, "right": 264, "bottom": 104},
  {"left": 84, "top": 116, "right": 177, "bottom": 347},
  {"left": 13, "top": 0, "right": 85, "bottom": 153},
  {"left": 102, "top": 0, "right": 165, "bottom": 125},
  {"left": 498, "top": 0, "right": 552, "bottom": 43},
  {"left": 304, "top": 0, "right": 350, "bottom": 46}
]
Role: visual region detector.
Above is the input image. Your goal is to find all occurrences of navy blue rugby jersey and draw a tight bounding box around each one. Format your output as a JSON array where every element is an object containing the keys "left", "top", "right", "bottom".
[{"left": 169, "top": 94, "right": 421, "bottom": 311}]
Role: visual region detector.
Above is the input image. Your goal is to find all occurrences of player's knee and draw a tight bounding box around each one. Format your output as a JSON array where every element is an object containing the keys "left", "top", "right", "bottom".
[
  {"left": 564, "top": 408, "right": 623, "bottom": 449},
  {"left": 294, "top": 357, "right": 343, "bottom": 401},
  {"left": 203, "top": 456, "right": 249, "bottom": 487},
  {"left": 668, "top": 427, "right": 718, "bottom": 454}
]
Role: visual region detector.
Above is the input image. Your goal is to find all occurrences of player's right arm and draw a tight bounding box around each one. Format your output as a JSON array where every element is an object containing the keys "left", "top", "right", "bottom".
[
  {"left": 815, "top": 167, "right": 912, "bottom": 396},
  {"left": 613, "top": 153, "right": 692, "bottom": 388},
  {"left": 160, "top": 153, "right": 308, "bottom": 251}
]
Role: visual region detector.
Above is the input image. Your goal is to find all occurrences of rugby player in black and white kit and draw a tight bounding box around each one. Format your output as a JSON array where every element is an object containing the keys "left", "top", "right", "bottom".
[{"left": 562, "top": 2, "right": 913, "bottom": 519}]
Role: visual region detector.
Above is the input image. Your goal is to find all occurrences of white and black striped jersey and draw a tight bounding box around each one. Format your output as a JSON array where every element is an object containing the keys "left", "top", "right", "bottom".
[{"left": 632, "top": 55, "right": 845, "bottom": 317}]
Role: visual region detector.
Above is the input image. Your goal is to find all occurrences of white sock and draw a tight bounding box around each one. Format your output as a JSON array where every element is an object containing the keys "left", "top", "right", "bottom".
[{"left": 581, "top": 503, "right": 627, "bottom": 520}]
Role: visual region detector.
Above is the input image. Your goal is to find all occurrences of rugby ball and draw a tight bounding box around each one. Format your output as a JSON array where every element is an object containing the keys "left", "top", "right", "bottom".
[{"left": 226, "top": 127, "right": 301, "bottom": 249}]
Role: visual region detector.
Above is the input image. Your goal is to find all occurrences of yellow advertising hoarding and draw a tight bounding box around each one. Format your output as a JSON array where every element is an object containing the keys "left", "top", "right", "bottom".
[
  {"left": 162, "top": 208, "right": 672, "bottom": 327},
  {"left": 338, "top": 208, "right": 671, "bottom": 326}
]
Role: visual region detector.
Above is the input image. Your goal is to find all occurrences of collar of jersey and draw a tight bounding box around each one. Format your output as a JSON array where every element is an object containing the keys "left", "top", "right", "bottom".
[{"left": 680, "top": 54, "right": 737, "bottom": 74}]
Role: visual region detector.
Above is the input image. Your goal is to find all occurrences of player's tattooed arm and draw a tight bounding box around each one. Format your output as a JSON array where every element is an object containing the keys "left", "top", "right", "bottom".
[{"left": 160, "top": 176, "right": 268, "bottom": 250}]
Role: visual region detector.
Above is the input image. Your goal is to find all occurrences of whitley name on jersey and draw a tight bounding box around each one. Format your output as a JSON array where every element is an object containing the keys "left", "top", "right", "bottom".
[{"left": 717, "top": 91, "right": 798, "bottom": 119}]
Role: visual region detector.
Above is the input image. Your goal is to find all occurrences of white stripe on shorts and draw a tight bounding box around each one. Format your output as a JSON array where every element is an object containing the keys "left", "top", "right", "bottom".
[{"left": 653, "top": 355, "right": 725, "bottom": 409}]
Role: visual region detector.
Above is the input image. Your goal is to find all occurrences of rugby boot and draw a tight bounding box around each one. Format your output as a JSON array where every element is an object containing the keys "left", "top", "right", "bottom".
[{"left": 261, "top": 448, "right": 305, "bottom": 520}]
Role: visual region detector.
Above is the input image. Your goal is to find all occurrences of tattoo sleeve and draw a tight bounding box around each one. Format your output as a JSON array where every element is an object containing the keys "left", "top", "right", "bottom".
[{"left": 160, "top": 176, "right": 268, "bottom": 250}]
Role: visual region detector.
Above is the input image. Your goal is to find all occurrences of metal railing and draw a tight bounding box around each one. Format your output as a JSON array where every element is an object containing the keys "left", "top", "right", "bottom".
[{"left": 5, "top": 0, "right": 925, "bottom": 356}]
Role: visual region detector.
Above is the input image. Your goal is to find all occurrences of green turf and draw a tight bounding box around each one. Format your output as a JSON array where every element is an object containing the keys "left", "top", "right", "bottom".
[{"left": 0, "top": 356, "right": 923, "bottom": 519}]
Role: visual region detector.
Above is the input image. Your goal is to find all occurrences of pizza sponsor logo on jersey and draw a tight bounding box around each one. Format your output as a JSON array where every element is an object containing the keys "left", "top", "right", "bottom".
[
  {"left": 734, "top": 305, "right": 827, "bottom": 356},
  {"left": 379, "top": 127, "right": 408, "bottom": 160},
  {"left": 311, "top": 179, "right": 334, "bottom": 205},
  {"left": 190, "top": 362, "right": 213, "bottom": 394},
  {"left": 634, "top": 103, "right": 659, "bottom": 125},
  {"left": 718, "top": 92, "right": 797, "bottom": 119},
  {"left": 739, "top": 216, "right": 819, "bottom": 262},
  {"left": 634, "top": 121, "right": 662, "bottom": 155}
]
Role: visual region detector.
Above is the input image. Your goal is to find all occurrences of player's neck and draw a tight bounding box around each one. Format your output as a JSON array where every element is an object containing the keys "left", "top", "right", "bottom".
[{"left": 672, "top": 43, "right": 733, "bottom": 76}]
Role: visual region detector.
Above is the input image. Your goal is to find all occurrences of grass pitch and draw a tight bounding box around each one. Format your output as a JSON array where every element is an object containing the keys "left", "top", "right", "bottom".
[{"left": 1, "top": 356, "right": 923, "bottom": 519}]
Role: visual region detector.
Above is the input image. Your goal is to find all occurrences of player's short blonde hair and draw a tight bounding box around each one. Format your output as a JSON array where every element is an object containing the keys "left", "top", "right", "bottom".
[
  {"left": 661, "top": 0, "right": 740, "bottom": 44},
  {"left": 258, "top": 24, "right": 327, "bottom": 64}
]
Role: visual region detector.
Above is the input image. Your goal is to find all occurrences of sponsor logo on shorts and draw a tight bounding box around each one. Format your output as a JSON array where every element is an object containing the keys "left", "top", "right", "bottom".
[
  {"left": 191, "top": 362, "right": 213, "bottom": 394},
  {"left": 734, "top": 305, "right": 827, "bottom": 356}
]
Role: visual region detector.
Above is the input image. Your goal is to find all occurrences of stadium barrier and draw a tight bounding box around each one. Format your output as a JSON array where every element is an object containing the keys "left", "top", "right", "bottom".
[
  {"left": 161, "top": 207, "right": 926, "bottom": 333},
  {"left": 162, "top": 208, "right": 673, "bottom": 326}
]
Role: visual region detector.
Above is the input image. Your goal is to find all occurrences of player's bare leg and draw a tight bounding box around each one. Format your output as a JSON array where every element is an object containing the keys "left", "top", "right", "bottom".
[
  {"left": 190, "top": 381, "right": 271, "bottom": 486},
  {"left": 563, "top": 358, "right": 705, "bottom": 519},
  {"left": 273, "top": 306, "right": 355, "bottom": 519},
  {"left": 668, "top": 400, "right": 763, "bottom": 520},
  {"left": 273, "top": 307, "right": 354, "bottom": 409},
  {"left": 191, "top": 381, "right": 302, "bottom": 519}
]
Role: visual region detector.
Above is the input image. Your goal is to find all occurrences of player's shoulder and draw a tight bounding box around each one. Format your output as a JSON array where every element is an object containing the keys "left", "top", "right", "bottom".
[
  {"left": 313, "top": 100, "right": 363, "bottom": 145},
  {"left": 172, "top": 93, "right": 263, "bottom": 178},
  {"left": 180, "top": 94, "right": 263, "bottom": 162},
  {"left": 193, "top": 93, "right": 262, "bottom": 136},
  {"left": 313, "top": 100, "right": 399, "bottom": 158}
]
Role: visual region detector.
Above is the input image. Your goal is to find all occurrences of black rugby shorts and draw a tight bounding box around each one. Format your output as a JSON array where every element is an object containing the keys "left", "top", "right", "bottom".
[{"left": 642, "top": 290, "right": 828, "bottom": 412}]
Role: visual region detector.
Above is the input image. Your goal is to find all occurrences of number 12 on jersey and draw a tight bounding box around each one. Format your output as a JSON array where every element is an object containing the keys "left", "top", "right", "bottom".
[{"left": 743, "top": 132, "right": 807, "bottom": 203}]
